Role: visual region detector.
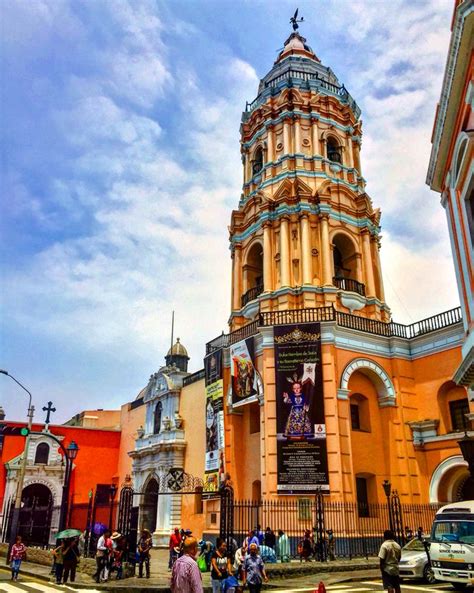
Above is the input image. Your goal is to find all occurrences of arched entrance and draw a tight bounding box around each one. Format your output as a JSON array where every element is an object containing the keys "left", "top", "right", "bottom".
[
  {"left": 141, "top": 478, "right": 159, "bottom": 533},
  {"left": 19, "top": 483, "right": 53, "bottom": 546}
]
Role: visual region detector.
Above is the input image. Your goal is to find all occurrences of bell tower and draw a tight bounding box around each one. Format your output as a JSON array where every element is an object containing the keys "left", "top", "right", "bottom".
[{"left": 229, "top": 28, "right": 389, "bottom": 330}]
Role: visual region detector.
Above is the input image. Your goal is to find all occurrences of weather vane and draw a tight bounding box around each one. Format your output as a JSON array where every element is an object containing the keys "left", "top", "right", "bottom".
[{"left": 290, "top": 8, "right": 304, "bottom": 31}]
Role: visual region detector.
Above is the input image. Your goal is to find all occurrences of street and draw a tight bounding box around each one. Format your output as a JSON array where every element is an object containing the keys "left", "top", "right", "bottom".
[
  {"left": 271, "top": 581, "right": 460, "bottom": 593},
  {"left": 0, "top": 569, "right": 465, "bottom": 593}
]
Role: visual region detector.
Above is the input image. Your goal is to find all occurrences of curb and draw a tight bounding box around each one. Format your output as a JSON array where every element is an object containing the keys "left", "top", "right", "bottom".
[{"left": 1, "top": 563, "right": 380, "bottom": 591}]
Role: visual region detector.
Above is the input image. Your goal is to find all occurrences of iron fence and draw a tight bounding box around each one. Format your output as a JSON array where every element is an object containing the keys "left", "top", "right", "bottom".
[{"left": 231, "top": 498, "right": 442, "bottom": 559}]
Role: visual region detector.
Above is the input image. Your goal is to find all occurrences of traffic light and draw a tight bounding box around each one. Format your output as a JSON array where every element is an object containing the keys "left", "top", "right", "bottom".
[{"left": 0, "top": 425, "right": 29, "bottom": 437}]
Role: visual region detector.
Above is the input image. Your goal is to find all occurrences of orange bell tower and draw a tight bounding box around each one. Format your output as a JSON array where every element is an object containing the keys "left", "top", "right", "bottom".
[{"left": 229, "top": 30, "right": 389, "bottom": 330}]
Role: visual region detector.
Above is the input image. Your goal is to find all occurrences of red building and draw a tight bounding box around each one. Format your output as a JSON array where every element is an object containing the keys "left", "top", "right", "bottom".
[{"left": 0, "top": 420, "right": 121, "bottom": 546}]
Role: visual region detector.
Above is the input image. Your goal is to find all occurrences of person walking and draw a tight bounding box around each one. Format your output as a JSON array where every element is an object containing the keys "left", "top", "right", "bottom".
[
  {"left": 9, "top": 535, "right": 27, "bottom": 581},
  {"left": 169, "top": 527, "right": 181, "bottom": 570},
  {"left": 210, "top": 538, "right": 231, "bottom": 593},
  {"left": 171, "top": 536, "right": 203, "bottom": 593},
  {"left": 378, "top": 529, "right": 402, "bottom": 593},
  {"left": 52, "top": 540, "right": 65, "bottom": 585},
  {"left": 243, "top": 542, "right": 268, "bottom": 593},
  {"left": 137, "top": 528, "right": 152, "bottom": 579},
  {"left": 264, "top": 527, "right": 276, "bottom": 549},
  {"left": 94, "top": 529, "right": 111, "bottom": 583},
  {"left": 62, "top": 538, "right": 80, "bottom": 584},
  {"left": 326, "top": 529, "right": 336, "bottom": 561},
  {"left": 277, "top": 529, "right": 290, "bottom": 563}
]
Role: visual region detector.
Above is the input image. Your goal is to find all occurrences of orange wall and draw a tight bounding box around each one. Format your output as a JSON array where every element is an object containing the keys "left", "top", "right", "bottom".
[
  {"left": 0, "top": 422, "right": 121, "bottom": 509},
  {"left": 116, "top": 400, "right": 145, "bottom": 486}
]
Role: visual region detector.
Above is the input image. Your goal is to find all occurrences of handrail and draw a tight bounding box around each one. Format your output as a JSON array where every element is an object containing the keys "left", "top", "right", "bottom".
[
  {"left": 333, "top": 277, "right": 366, "bottom": 297},
  {"left": 182, "top": 369, "right": 205, "bottom": 386},
  {"left": 205, "top": 306, "right": 462, "bottom": 352},
  {"left": 241, "top": 283, "right": 264, "bottom": 308}
]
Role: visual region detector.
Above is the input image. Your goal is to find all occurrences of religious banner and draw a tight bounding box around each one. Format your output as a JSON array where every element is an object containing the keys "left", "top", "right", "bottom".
[
  {"left": 204, "top": 350, "right": 224, "bottom": 492},
  {"left": 230, "top": 337, "right": 258, "bottom": 406},
  {"left": 274, "top": 323, "right": 329, "bottom": 494}
]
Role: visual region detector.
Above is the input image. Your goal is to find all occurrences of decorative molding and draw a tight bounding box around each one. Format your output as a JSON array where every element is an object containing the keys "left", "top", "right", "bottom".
[
  {"left": 429, "top": 454, "right": 469, "bottom": 503},
  {"left": 340, "top": 357, "right": 396, "bottom": 407}
]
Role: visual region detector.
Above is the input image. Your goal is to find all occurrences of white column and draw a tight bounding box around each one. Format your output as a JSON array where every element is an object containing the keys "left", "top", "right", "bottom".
[
  {"left": 294, "top": 116, "right": 301, "bottom": 154},
  {"left": 233, "top": 245, "right": 242, "bottom": 310},
  {"left": 283, "top": 118, "right": 291, "bottom": 157},
  {"left": 300, "top": 214, "right": 312, "bottom": 284},
  {"left": 311, "top": 116, "right": 319, "bottom": 158},
  {"left": 361, "top": 229, "right": 376, "bottom": 297},
  {"left": 263, "top": 222, "right": 273, "bottom": 291},
  {"left": 320, "top": 215, "right": 332, "bottom": 286},
  {"left": 373, "top": 236, "right": 386, "bottom": 301},
  {"left": 267, "top": 126, "right": 274, "bottom": 163},
  {"left": 280, "top": 217, "right": 291, "bottom": 287}
]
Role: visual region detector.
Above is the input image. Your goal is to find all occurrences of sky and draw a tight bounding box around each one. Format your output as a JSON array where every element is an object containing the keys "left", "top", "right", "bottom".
[{"left": 1, "top": 0, "right": 460, "bottom": 423}]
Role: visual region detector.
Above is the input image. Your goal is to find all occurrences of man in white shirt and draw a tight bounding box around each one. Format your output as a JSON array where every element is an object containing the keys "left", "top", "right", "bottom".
[{"left": 378, "top": 530, "right": 402, "bottom": 593}]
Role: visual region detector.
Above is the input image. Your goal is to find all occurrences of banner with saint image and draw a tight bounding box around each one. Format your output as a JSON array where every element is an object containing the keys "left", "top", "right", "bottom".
[
  {"left": 230, "top": 337, "right": 258, "bottom": 405},
  {"left": 274, "top": 323, "right": 329, "bottom": 494},
  {"left": 204, "top": 349, "right": 224, "bottom": 492}
]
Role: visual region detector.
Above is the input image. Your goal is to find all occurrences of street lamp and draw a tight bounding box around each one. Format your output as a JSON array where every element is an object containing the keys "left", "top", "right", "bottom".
[
  {"left": 458, "top": 433, "right": 474, "bottom": 479},
  {"left": 1, "top": 370, "right": 35, "bottom": 564},
  {"left": 55, "top": 438, "right": 80, "bottom": 532},
  {"left": 382, "top": 479, "right": 395, "bottom": 533},
  {"left": 109, "top": 483, "right": 118, "bottom": 531}
]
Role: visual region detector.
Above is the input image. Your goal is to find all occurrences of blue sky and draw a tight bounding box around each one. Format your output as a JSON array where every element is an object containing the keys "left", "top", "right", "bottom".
[{"left": 1, "top": 0, "right": 459, "bottom": 422}]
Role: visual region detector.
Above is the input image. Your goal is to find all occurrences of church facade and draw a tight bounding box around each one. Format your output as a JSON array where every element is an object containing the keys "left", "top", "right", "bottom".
[{"left": 173, "top": 25, "right": 472, "bottom": 535}]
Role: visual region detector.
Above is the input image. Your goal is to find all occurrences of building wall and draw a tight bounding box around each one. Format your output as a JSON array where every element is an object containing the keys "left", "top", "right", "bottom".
[
  {"left": 64, "top": 409, "right": 122, "bottom": 430},
  {"left": 179, "top": 378, "right": 207, "bottom": 538},
  {"left": 0, "top": 422, "right": 121, "bottom": 512},
  {"left": 116, "top": 400, "right": 145, "bottom": 487}
]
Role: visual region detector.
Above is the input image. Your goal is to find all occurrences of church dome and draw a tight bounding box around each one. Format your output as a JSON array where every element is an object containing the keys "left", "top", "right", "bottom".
[{"left": 167, "top": 338, "right": 188, "bottom": 357}]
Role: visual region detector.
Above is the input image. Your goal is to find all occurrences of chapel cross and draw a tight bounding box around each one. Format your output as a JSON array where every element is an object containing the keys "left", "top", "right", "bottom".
[{"left": 42, "top": 401, "right": 56, "bottom": 425}]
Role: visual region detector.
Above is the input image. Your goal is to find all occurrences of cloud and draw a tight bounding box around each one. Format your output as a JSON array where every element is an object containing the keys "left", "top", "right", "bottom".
[{"left": 0, "top": 0, "right": 461, "bottom": 420}]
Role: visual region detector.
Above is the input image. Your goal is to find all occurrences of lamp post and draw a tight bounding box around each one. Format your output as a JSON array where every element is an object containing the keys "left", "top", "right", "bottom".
[
  {"left": 382, "top": 479, "right": 395, "bottom": 533},
  {"left": 109, "top": 484, "right": 118, "bottom": 531},
  {"left": 58, "top": 440, "right": 79, "bottom": 532},
  {"left": 1, "top": 370, "right": 35, "bottom": 563}
]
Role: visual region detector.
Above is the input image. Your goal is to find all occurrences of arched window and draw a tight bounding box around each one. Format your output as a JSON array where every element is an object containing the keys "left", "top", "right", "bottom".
[
  {"left": 252, "top": 147, "right": 263, "bottom": 175},
  {"left": 153, "top": 402, "right": 163, "bottom": 435},
  {"left": 35, "top": 443, "right": 50, "bottom": 464},
  {"left": 327, "top": 137, "right": 342, "bottom": 164}
]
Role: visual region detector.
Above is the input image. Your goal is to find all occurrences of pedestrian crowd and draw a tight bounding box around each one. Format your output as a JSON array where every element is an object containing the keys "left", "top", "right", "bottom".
[{"left": 169, "top": 525, "right": 271, "bottom": 593}]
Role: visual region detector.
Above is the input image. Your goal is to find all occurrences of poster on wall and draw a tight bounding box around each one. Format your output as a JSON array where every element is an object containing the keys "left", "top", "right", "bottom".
[
  {"left": 204, "top": 350, "right": 224, "bottom": 492},
  {"left": 274, "top": 323, "right": 330, "bottom": 494},
  {"left": 230, "top": 337, "right": 258, "bottom": 405}
]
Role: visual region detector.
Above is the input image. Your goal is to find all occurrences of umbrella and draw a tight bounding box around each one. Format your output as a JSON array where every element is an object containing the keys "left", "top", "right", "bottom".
[{"left": 55, "top": 528, "right": 82, "bottom": 539}]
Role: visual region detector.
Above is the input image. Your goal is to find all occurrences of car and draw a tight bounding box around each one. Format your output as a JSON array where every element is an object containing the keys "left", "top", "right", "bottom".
[{"left": 399, "top": 538, "right": 435, "bottom": 584}]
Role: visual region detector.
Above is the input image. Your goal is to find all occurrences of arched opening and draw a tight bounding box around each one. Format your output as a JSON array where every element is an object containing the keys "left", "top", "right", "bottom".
[
  {"left": 19, "top": 483, "right": 53, "bottom": 546},
  {"left": 141, "top": 477, "right": 159, "bottom": 534},
  {"left": 432, "top": 457, "right": 471, "bottom": 503},
  {"left": 332, "top": 233, "right": 364, "bottom": 295},
  {"left": 252, "top": 146, "right": 264, "bottom": 176},
  {"left": 327, "top": 136, "right": 342, "bottom": 164},
  {"left": 252, "top": 479, "right": 261, "bottom": 501},
  {"left": 437, "top": 381, "right": 469, "bottom": 434},
  {"left": 34, "top": 443, "right": 50, "bottom": 465},
  {"left": 153, "top": 402, "right": 162, "bottom": 435},
  {"left": 242, "top": 242, "right": 264, "bottom": 307}
]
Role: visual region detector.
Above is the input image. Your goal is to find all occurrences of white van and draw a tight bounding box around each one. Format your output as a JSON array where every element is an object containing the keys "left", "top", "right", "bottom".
[{"left": 430, "top": 501, "right": 474, "bottom": 589}]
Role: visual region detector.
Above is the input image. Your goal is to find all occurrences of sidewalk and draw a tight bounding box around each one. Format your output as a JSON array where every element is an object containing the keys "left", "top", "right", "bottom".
[{"left": 0, "top": 548, "right": 380, "bottom": 592}]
